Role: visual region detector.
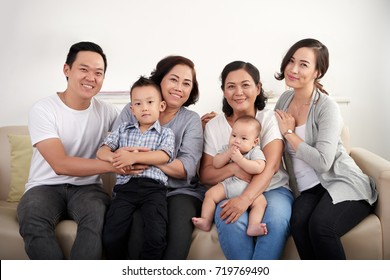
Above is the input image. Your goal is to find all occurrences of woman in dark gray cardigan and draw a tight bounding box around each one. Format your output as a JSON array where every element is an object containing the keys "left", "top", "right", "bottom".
[{"left": 274, "top": 38, "right": 377, "bottom": 259}]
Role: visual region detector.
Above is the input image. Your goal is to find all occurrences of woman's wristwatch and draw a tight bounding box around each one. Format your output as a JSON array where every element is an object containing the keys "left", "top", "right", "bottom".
[{"left": 283, "top": 129, "right": 294, "bottom": 136}]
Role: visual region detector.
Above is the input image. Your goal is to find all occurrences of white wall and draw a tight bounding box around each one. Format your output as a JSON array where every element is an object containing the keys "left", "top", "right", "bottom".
[{"left": 1, "top": 0, "right": 389, "bottom": 160}]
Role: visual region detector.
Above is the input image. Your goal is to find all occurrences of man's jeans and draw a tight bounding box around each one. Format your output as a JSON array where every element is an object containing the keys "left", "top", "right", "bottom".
[{"left": 17, "top": 184, "right": 110, "bottom": 259}]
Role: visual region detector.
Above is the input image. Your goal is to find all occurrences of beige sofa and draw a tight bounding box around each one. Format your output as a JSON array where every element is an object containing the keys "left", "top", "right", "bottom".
[{"left": 1, "top": 125, "right": 389, "bottom": 260}]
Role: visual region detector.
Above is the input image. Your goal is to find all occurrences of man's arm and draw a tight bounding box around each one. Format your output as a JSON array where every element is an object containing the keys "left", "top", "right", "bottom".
[{"left": 36, "top": 138, "right": 120, "bottom": 176}]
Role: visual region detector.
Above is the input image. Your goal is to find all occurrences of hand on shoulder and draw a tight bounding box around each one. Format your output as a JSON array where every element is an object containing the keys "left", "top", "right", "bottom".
[{"left": 201, "top": 111, "right": 217, "bottom": 129}]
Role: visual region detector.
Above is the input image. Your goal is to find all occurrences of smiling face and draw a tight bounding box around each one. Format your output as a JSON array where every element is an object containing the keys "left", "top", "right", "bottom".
[
  {"left": 159, "top": 64, "right": 193, "bottom": 109},
  {"left": 130, "top": 85, "right": 166, "bottom": 129},
  {"left": 63, "top": 51, "right": 105, "bottom": 101},
  {"left": 223, "top": 69, "right": 260, "bottom": 116},
  {"left": 284, "top": 47, "right": 319, "bottom": 91}
]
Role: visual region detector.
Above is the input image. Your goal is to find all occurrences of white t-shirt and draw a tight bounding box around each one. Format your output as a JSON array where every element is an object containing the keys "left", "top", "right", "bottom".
[
  {"left": 204, "top": 108, "right": 289, "bottom": 191},
  {"left": 26, "top": 94, "right": 118, "bottom": 191},
  {"left": 287, "top": 124, "right": 320, "bottom": 192}
]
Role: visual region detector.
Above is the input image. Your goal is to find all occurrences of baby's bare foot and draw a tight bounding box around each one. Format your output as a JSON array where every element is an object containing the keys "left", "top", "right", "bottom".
[
  {"left": 247, "top": 223, "right": 268, "bottom": 236},
  {"left": 192, "top": 217, "right": 212, "bottom": 232}
]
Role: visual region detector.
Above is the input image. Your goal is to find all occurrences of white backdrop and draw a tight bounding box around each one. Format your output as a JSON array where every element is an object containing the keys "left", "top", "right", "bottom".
[{"left": 1, "top": 0, "right": 389, "bottom": 160}]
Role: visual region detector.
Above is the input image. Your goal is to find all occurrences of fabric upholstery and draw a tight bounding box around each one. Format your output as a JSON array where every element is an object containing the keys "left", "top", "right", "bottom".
[
  {"left": 0, "top": 125, "right": 389, "bottom": 260},
  {"left": 7, "top": 134, "right": 32, "bottom": 202}
]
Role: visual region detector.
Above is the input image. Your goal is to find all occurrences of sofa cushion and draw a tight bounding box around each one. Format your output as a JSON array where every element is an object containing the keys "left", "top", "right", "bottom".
[
  {"left": 7, "top": 134, "right": 32, "bottom": 202},
  {"left": 187, "top": 225, "right": 226, "bottom": 260},
  {"left": 0, "top": 207, "right": 29, "bottom": 259}
]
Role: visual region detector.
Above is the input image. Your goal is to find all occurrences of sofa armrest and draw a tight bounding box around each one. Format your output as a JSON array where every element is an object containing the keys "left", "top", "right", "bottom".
[{"left": 350, "top": 147, "right": 390, "bottom": 259}]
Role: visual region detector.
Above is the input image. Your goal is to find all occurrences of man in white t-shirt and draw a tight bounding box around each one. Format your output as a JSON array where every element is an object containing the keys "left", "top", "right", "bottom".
[{"left": 17, "top": 42, "right": 120, "bottom": 259}]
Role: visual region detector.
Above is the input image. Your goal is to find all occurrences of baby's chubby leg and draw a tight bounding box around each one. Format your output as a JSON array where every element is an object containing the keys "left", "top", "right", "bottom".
[
  {"left": 192, "top": 183, "right": 226, "bottom": 232},
  {"left": 247, "top": 194, "right": 268, "bottom": 236}
]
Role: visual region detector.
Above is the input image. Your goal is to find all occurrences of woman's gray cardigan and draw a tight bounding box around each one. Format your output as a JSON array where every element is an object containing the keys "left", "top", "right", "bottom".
[{"left": 274, "top": 89, "right": 377, "bottom": 205}]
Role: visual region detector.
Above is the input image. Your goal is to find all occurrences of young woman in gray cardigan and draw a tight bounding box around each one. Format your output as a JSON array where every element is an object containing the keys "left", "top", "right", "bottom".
[{"left": 274, "top": 38, "right": 377, "bottom": 259}]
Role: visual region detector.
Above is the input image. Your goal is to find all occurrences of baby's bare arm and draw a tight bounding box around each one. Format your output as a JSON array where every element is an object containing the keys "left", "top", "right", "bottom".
[
  {"left": 213, "top": 149, "right": 232, "bottom": 169},
  {"left": 235, "top": 158, "right": 266, "bottom": 175}
]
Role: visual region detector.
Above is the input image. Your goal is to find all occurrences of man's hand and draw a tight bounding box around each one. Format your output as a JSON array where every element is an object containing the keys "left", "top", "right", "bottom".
[{"left": 122, "top": 164, "right": 149, "bottom": 174}]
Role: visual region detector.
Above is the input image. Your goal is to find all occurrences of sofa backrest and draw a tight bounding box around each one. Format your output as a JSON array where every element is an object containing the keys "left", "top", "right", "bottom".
[
  {"left": 0, "top": 125, "right": 117, "bottom": 201},
  {"left": 0, "top": 126, "right": 29, "bottom": 200}
]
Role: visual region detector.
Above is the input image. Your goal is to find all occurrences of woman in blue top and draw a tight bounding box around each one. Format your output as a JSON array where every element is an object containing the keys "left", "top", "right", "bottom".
[
  {"left": 274, "top": 38, "right": 377, "bottom": 259},
  {"left": 113, "top": 56, "right": 205, "bottom": 259}
]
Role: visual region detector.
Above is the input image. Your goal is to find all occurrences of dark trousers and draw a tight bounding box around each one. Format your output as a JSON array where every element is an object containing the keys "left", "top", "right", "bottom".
[
  {"left": 290, "top": 184, "right": 371, "bottom": 259},
  {"left": 17, "top": 184, "right": 110, "bottom": 259},
  {"left": 103, "top": 178, "right": 167, "bottom": 260},
  {"left": 127, "top": 194, "right": 202, "bottom": 260}
]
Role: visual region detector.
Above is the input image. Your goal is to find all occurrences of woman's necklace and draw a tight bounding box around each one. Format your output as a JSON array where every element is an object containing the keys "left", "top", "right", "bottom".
[{"left": 292, "top": 98, "right": 311, "bottom": 117}]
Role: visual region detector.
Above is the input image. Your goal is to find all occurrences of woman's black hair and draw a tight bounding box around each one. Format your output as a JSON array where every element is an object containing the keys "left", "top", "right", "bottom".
[
  {"left": 275, "top": 38, "right": 329, "bottom": 94},
  {"left": 150, "top": 55, "right": 199, "bottom": 106},
  {"left": 220, "top": 61, "right": 267, "bottom": 117}
]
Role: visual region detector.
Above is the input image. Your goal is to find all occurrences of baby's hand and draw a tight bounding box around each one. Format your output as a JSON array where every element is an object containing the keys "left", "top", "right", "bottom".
[
  {"left": 227, "top": 145, "right": 237, "bottom": 155},
  {"left": 230, "top": 146, "right": 243, "bottom": 163}
]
